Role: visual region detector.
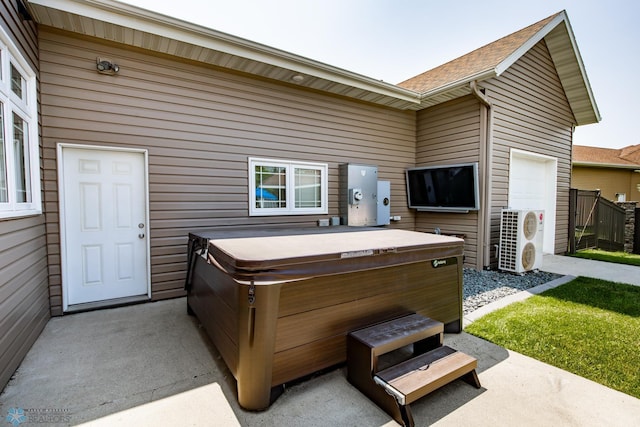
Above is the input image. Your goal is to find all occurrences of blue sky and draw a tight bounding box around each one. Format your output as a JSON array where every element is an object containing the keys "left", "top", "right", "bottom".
[{"left": 123, "top": 0, "right": 639, "bottom": 149}]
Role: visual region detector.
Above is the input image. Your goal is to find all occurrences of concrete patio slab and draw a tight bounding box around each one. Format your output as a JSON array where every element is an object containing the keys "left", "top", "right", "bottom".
[{"left": 1, "top": 296, "right": 639, "bottom": 427}]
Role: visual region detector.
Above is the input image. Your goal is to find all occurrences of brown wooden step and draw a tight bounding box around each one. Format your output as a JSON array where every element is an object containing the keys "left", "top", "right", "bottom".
[
  {"left": 347, "top": 313, "right": 444, "bottom": 357},
  {"left": 347, "top": 314, "right": 477, "bottom": 427},
  {"left": 374, "top": 345, "right": 480, "bottom": 406}
]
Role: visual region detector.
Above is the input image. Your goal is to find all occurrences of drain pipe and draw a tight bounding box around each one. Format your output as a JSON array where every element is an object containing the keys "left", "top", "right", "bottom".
[{"left": 470, "top": 81, "right": 493, "bottom": 269}]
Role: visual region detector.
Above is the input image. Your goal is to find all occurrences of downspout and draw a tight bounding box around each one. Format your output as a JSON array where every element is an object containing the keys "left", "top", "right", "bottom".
[{"left": 470, "top": 81, "right": 493, "bottom": 268}]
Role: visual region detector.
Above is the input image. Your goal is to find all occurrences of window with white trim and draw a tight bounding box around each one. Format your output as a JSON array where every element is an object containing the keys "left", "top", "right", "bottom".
[
  {"left": 249, "top": 158, "right": 328, "bottom": 216},
  {"left": 0, "top": 27, "right": 41, "bottom": 218}
]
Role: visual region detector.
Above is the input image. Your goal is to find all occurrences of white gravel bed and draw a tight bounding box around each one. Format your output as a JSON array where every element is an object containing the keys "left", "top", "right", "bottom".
[{"left": 463, "top": 268, "right": 562, "bottom": 315}]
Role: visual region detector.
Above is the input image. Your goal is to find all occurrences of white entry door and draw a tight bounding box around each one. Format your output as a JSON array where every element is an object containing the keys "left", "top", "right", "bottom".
[{"left": 60, "top": 145, "right": 149, "bottom": 308}]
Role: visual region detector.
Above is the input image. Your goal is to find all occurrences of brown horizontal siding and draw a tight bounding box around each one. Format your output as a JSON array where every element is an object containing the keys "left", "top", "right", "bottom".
[
  {"left": 0, "top": 0, "right": 38, "bottom": 71},
  {"left": 414, "top": 95, "right": 482, "bottom": 268},
  {"left": 0, "top": 216, "right": 50, "bottom": 389},
  {"left": 483, "top": 39, "right": 575, "bottom": 261},
  {"left": 0, "top": 0, "right": 49, "bottom": 391},
  {"left": 39, "top": 28, "right": 417, "bottom": 314}
]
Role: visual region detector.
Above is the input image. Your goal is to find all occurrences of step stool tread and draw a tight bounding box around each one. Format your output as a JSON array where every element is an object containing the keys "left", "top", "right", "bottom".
[
  {"left": 348, "top": 313, "right": 443, "bottom": 355},
  {"left": 375, "top": 346, "right": 478, "bottom": 405},
  {"left": 375, "top": 346, "right": 456, "bottom": 381}
]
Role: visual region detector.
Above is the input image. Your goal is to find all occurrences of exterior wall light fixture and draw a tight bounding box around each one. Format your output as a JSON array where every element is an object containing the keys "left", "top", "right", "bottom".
[{"left": 96, "top": 57, "right": 119, "bottom": 74}]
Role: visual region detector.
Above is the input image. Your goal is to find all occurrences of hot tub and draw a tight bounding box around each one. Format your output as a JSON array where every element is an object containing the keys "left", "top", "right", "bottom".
[{"left": 186, "top": 227, "right": 463, "bottom": 410}]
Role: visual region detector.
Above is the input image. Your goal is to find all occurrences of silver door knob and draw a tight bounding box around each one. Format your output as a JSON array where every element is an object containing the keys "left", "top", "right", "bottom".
[{"left": 138, "top": 233, "right": 145, "bottom": 239}]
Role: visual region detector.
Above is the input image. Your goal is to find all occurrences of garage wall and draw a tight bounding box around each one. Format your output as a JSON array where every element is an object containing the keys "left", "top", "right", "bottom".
[
  {"left": 414, "top": 95, "right": 482, "bottom": 268},
  {"left": 0, "top": 0, "right": 50, "bottom": 390},
  {"left": 573, "top": 166, "right": 640, "bottom": 203},
  {"left": 481, "top": 39, "right": 575, "bottom": 262},
  {"left": 38, "top": 27, "right": 417, "bottom": 315}
]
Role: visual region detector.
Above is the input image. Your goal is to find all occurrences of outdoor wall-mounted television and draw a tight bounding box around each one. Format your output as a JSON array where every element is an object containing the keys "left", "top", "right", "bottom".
[{"left": 405, "top": 162, "right": 480, "bottom": 212}]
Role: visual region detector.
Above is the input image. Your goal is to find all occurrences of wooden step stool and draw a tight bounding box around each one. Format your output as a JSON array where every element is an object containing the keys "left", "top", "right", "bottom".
[{"left": 347, "top": 313, "right": 481, "bottom": 427}]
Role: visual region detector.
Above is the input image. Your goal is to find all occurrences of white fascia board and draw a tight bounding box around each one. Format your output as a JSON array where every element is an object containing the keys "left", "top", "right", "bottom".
[
  {"left": 495, "top": 12, "right": 567, "bottom": 76},
  {"left": 28, "top": 0, "right": 421, "bottom": 105},
  {"left": 573, "top": 161, "right": 640, "bottom": 170}
]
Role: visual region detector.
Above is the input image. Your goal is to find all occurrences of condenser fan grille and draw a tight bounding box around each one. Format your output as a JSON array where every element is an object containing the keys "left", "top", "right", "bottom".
[
  {"left": 521, "top": 242, "right": 536, "bottom": 270},
  {"left": 498, "top": 210, "right": 519, "bottom": 271},
  {"left": 523, "top": 211, "right": 538, "bottom": 240}
]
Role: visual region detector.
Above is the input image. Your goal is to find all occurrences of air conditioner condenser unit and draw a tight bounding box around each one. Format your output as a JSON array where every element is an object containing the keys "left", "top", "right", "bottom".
[{"left": 498, "top": 209, "right": 544, "bottom": 273}]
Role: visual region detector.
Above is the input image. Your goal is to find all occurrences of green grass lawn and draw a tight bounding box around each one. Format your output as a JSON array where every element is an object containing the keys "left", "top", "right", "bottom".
[
  {"left": 465, "top": 277, "right": 640, "bottom": 399},
  {"left": 570, "top": 249, "right": 640, "bottom": 267}
]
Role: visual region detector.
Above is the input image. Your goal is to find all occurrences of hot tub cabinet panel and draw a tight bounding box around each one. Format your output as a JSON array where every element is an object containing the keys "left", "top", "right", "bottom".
[
  {"left": 189, "top": 255, "right": 240, "bottom": 373},
  {"left": 186, "top": 228, "right": 463, "bottom": 410}
]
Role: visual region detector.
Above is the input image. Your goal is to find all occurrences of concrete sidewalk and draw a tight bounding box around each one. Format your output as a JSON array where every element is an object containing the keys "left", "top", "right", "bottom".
[
  {"left": 542, "top": 253, "right": 640, "bottom": 286},
  {"left": 1, "top": 295, "right": 639, "bottom": 427}
]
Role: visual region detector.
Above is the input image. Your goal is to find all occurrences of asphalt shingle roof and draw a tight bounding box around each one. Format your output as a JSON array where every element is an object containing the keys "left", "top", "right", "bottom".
[
  {"left": 397, "top": 13, "right": 560, "bottom": 93},
  {"left": 573, "top": 145, "right": 640, "bottom": 167}
]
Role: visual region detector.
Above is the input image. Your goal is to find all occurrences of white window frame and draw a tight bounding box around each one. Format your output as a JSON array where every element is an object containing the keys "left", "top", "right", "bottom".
[
  {"left": 0, "top": 25, "right": 41, "bottom": 219},
  {"left": 249, "top": 157, "right": 328, "bottom": 216}
]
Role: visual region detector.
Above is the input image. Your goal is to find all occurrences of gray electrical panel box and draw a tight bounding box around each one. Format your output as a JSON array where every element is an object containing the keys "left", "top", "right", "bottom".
[
  {"left": 339, "top": 163, "right": 378, "bottom": 226},
  {"left": 377, "top": 180, "right": 391, "bottom": 226}
]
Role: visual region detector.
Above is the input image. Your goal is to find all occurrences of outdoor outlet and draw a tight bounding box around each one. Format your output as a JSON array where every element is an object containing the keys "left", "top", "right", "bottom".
[{"left": 391, "top": 216, "right": 401, "bottom": 221}]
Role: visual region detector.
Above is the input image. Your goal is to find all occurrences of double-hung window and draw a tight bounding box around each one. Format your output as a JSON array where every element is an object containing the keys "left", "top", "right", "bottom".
[
  {"left": 0, "top": 27, "right": 40, "bottom": 218},
  {"left": 249, "top": 158, "right": 328, "bottom": 216}
]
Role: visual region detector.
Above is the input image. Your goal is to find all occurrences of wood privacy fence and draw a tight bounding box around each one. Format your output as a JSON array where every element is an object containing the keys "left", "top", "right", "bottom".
[
  {"left": 636, "top": 208, "right": 640, "bottom": 254},
  {"left": 569, "top": 189, "right": 626, "bottom": 253}
]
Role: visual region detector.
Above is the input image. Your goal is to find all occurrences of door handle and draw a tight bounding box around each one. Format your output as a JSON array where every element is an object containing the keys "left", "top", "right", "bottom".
[{"left": 138, "top": 233, "right": 145, "bottom": 239}]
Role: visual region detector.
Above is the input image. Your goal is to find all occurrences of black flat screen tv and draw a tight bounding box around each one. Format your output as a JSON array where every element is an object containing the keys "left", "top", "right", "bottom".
[{"left": 406, "top": 162, "right": 480, "bottom": 212}]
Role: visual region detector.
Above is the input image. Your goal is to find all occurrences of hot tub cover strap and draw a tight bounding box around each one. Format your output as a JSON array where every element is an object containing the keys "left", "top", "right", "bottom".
[{"left": 184, "top": 235, "right": 205, "bottom": 291}]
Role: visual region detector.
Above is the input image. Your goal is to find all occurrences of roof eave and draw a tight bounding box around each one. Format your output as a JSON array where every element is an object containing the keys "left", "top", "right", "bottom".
[
  {"left": 416, "top": 11, "right": 601, "bottom": 123},
  {"left": 26, "top": 0, "right": 423, "bottom": 109},
  {"left": 573, "top": 161, "right": 640, "bottom": 170},
  {"left": 417, "top": 69, "right": 497, "bottom": 108},
  {"left": 495, "top": 11, "right": 600, "bottom": 126},
  {"left": 544, "top": 11, "right": 601, "bottom": 125}
]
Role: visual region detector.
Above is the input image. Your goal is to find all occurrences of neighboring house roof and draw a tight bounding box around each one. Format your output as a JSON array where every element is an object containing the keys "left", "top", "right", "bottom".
[
  {"left": 398, "top": 11, "right": 600, "bottom": 125},
  {"left": 573, "top": 145, "right": 640, "bottom": 169},
  {"left": 25, "top": 1, "right": 599, "bottom": 125}
]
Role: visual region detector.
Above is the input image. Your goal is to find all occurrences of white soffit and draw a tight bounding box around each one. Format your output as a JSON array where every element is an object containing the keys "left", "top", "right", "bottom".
[
  {"left": 26, "top": 0, "right": 423, "bottom": 110},
  {"left": 544, "top": 17, "right": 601, "bottom": 125}
]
